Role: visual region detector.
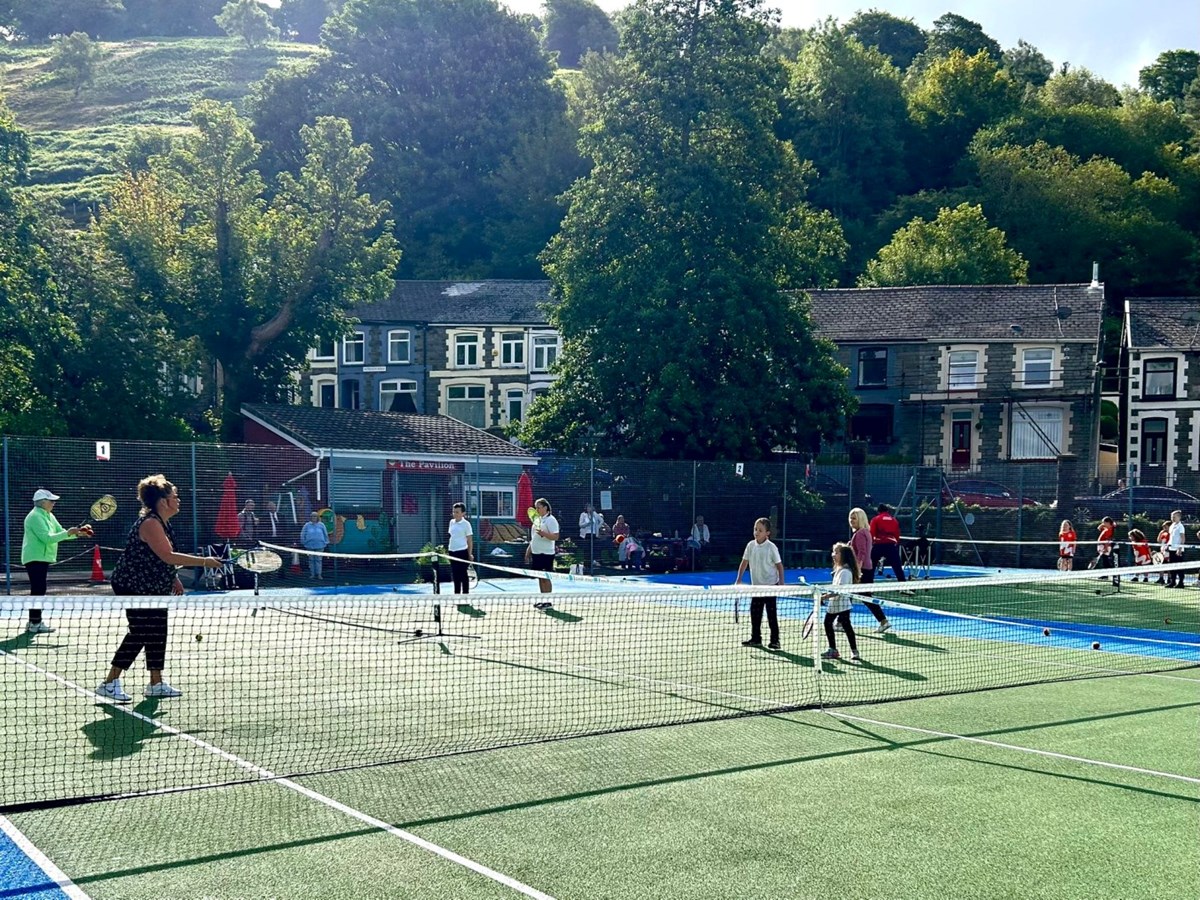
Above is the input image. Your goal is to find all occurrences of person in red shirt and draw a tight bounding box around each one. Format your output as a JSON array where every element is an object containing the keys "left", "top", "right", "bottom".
[
  {"left": 1091, "top": 516, "right": 1119, "bottom": 587},
  {"left": 1128, "top": 528, "right": 1152, "bottom": 582},
  {"left": 868, "top": 504, "right": 906, "bottom": 582},
  {"left": 1057, "top": 520, "right": 1077, "bottom": 572}
]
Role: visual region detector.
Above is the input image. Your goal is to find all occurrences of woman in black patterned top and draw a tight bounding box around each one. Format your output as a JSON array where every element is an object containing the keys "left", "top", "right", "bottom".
[{"left": 96, "top": 475, "right": 221, "bottom": 704}]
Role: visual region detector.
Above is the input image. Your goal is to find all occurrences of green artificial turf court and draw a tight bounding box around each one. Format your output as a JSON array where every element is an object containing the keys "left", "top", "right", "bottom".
[{"left": 1, "top": 573, "right": 1197, "bottom": 897}]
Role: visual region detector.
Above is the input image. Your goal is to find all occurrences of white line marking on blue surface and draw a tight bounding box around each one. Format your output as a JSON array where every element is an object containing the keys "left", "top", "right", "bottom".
[{"left": 0, "top": 814, "right": 91, "bottom": 899}]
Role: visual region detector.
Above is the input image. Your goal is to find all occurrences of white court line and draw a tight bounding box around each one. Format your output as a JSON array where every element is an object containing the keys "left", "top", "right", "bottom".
[
  {"left": 826, "top": 710, "right": 1200, "bottom": 786},
  {"left": 0, "top": 650, "right": 555, "bottom": 900},
  {"left": 0, "top": 814, "right": 92, "bottom": 899}
]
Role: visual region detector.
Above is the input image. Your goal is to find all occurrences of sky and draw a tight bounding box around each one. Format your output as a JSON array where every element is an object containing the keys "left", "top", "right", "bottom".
[{"left": 502, "top": 0, "right": 1199, "bottom": 87}]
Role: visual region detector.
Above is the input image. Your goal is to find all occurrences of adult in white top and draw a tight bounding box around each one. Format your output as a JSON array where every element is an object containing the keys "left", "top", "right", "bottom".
[
  {"left": 525, "top": 498, "right": 559, "bottom": 602},
  {"left": 447, "top": 502, "right": 474, "bottom": 595},
  {"left": 734, "top": 517, "right": 784, "bottom": 649},
  {"left": 1166, "top": 510, "right": 1186, "bottom": 589},
  {"left": 578, "top": 503, "right": 607, "bottom": 572},
  {"left": 688, "top": 516, "right": 711, "bottom": 549}
]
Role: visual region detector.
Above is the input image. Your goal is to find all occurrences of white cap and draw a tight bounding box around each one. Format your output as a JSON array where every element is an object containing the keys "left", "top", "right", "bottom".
[{"left": 33, "top": 489, "right": 61, "bottom": 502}]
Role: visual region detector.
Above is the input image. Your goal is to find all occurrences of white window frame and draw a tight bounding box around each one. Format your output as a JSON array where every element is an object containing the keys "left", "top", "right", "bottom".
[
  {"left": 1018, "top": 347, "right": 1055, "bottom": 388},
  {"left": 453, "top": 331, "right": 482, "bottom": 369},
  {"left": 379, "top": 379, "right": 418, "bottom": 412},
  {"left": 466, "top": 484, "right": 517, "bottom": 519},
  {"left": 1142, "top": 357, "right": 1178, "bottom": 399},
  {"left": 387, "top": 330, "right": 411, "bottom": 365},
  {"left": 531, "top": 333, "right": 559, "bottom": 373},
  {"left": 500, "top": 332, "right": 525, "bottom": 368},
  {"left": 857, "top": 347, "right": 887, "bottom": 388},
  {"left": 501, "top": 384, "right": 526, "bottom": 425},
  {"left": 342, "top": 332, "right": 366, "bottom": 366},
  {"left": 309, "top": 339, "right": 336, "bottom": 363},
  {"left": 312, "top": 374, "right": 337, "bottom": 408},
  {"left": 445, "top": 382, "right": 488, "bottom": 428},
  {"left": 945, "top": 346, "right": 984, "bottom": 391},
  {"left": 1010, "top": 406, "right": 1065, "bottom": 460}
]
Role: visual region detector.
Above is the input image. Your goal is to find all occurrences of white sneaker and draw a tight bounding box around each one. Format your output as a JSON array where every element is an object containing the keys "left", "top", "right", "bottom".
[
  {"left": 96, "top": 680, "right": 131, "bottom": 704},
  {"left": 26, "top": 621, "right": 55, "bottom": 635},
  {"left": 851, "top": 651, "right": 862, "bottom": 662},
  {"left": 145, "top": 682, "right": 182, "bottom": 699},
  {"left": 876, "top": 621, "right": 892, "bottom": 634}
]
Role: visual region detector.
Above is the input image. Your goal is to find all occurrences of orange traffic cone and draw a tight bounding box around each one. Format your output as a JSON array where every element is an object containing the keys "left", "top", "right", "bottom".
[{"left": 90, "top": 544, "right": 107, "bottom": 584}]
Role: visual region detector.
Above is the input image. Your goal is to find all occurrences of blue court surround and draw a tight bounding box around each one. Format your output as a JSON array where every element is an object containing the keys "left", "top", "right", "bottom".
[{"left": 0, "top": 820, "right": 73, "bottom": 899}]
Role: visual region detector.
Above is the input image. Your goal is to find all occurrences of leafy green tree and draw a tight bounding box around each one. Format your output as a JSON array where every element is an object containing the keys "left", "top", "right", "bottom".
[
  {"left": 2, "top": 0, "right": 122, "bottom": 41},
  {"left": 524, "top": 0, "right": 851, "bottom": 460},
  {"left": 214, "top": 0, "right": 279, "bottom": 48},
  {"left": 111, "top": 0, "right": 226, "bottom": 38},
  {"left": 860, "top": 202, "right": 1028, "bottom": 286},
  {"left": 762, "top": 26, "right": 806, "bottom": 61},
  {"left": 1139, "top": 50, "right": 1200, "bottom": 104},
  {"left": 96, "top": 102, "right": 400, "bottom": 439},
  {"left": 50, "top": 31, "right": 102, "bottom": 98},
  {"left": 781, "top": 20, "right": 909, "bottom": 221},
  {"left": 1040, "top": 65, "right": 1121, "bottom": 108},
  {"left": 1002, "top": 39, "right": 1053, "bottom": 90},
  {"left": 278, "top": 0, "right": 344, "bottom": 42},
  {"left": 924, "top": 13, "right": 1001, "bottom": 62},
  {"left": 253, "top": 0, "right": 577, "bottom": 278},
  {"left": 543, "top": 0, "right": 619, "bottom": 68},
  {"left": 908, "top": 49, "right": 1021, "bottom": 180},
  {"left": 844, "top": 9, "right": 925, "bottom": 71}
]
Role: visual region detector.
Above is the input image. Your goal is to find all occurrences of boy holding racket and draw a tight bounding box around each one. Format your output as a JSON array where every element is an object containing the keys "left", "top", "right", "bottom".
[{"left": 736, "top": 517, "right": 784, "bottom": 650}]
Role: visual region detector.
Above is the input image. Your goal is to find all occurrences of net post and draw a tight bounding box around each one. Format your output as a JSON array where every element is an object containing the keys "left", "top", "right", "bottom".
[{"left": 811, "top": 586, "right": 823, "bottom": 696}]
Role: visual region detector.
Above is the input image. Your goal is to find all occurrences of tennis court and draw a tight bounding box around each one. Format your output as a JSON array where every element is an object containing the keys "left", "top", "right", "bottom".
[{"left": 2, "top": 562, "right": 1198, "bottom": 899}]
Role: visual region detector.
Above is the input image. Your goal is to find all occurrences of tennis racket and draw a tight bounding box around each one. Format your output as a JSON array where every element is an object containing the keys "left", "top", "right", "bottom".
[
  {"left": 79, "top": 494, "right": 118, "bottom": 529},
  {"left": 1151, "top": 550, "right": 1165, "bottom": 564},
  {"left": 801, "top": 610, "right": 817, "bottom": 640},
  {"left": 468, "top": 563, "right": 479, "bottom": 587},
  {"left": 233, "top": 549, "right": 283, "bottom": 575}
]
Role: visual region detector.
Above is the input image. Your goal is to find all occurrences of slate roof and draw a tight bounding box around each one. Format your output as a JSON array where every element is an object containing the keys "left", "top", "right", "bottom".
[
  {"left": 353, "top": 280, "right": 553, "bottom": 326},
  {"left": 1126, "top": 298, "right": 1200, "bottom": 349},
  {"left": 242, "top": 404, "right": 534, "bottom": 460},
  {"left": 804, "top": 284, "right": 1104, "bottom": 344}
]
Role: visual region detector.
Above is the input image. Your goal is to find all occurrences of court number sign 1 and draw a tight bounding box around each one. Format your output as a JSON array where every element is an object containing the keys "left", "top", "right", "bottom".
[{"left": 95, "top": 441, "right": 110, "bottom": 461}]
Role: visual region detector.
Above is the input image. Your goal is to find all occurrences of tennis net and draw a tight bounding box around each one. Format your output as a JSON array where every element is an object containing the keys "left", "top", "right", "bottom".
[{"left": 1, "top": 562, "right": 1196, "bottom": 812}]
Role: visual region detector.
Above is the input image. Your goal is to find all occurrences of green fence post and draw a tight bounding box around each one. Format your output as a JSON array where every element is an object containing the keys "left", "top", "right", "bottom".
[{"left": 3, "top": 436, "right": 10, "bottom": 595}]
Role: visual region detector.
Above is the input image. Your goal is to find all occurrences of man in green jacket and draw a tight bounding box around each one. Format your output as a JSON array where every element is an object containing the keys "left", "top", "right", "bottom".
[{"left": 21, "top": 489, "right": 92, "bottom": 634}]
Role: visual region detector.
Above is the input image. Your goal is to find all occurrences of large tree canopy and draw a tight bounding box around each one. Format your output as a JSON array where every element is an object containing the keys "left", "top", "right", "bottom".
[
  {"left": 844, "top": 9, "right": 925, "bottom": 72},
  {"left": 96, "top": 101, "right": 400, "bottom": 439},
  {"left": 523, "top": 0, "right": 851, "bottom": 460},
  {"left": 543, "top": 0, "right": 619, "bottom": 68},
  {"left": 252, "top": 0, "right": 580, "bottom": 278}
]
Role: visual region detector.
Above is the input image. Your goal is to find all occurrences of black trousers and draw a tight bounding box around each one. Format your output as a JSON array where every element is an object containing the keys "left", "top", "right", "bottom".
[
  {"left": 25, "top": 561, "right": 49, "bottom": 622},
  {"left": 1167, "top": 549, "right": 1184, "bottom": 586},
  {"left": 824, "top": 610, "right": 858, "bottom": 652},
  {"left": 749, "top": 597, "right": 779, "bottom": 643},
  {"left": 856, "top": 568, "right": 888, "bottom": 624},
  {"left": 871, "top": 543, "right": 906, "bottom": 581},
  {"left": 449, "top": 548, "right": 471, "bottom": 594},
  {"left": 111, "top": 609, "right": 169, "bottom": 671}
]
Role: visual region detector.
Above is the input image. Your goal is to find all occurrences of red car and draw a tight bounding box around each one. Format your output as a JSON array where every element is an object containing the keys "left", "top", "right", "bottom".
[{"left": 944, "top": 479, "right": 1039, "bottom": 508}]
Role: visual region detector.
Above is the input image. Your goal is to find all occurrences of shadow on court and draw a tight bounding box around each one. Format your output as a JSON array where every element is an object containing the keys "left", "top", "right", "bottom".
[
  {"left": 81, "top": 698, "right": 162, "bottom": 760},
  {"left": 540, "top": 608, "right": 583, "bottom": 623}
]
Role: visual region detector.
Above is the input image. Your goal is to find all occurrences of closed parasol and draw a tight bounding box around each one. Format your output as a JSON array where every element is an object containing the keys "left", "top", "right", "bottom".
[
  {"left": 516, "top": 471, "right": 533, "bottom": 518},
  {"left": 215, "top": 473, "right": 241, "bottom": 539}
]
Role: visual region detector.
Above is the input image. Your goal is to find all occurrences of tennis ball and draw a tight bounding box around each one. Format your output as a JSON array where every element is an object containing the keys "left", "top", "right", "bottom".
[
  {"left": 413, "top": 629, "right": 423, "bottom": 638},
  {"left": 1092, "top": 641, "right": 1101, "bottom": 650},
  {"left": 1165, "top": 617, "right": 1173, "bottom": 625},
  {"left": 1042, "top": 628, "right": 1050, "bottom": 637},
  {"left": 195, "top": 634, "right": 203, "bottom": 642}
]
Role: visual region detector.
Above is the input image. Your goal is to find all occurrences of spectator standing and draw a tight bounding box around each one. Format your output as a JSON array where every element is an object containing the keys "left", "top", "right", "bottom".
[
  {"left": 578, "top": 503, "right": 607, "bottom": 571},
  {"left": 96, "top": 475, "right": 221, "bottom": 703},
  {"left": 237, "top": 500, "right": 259, "bottom": 546},
  {"left": 1166, "top": 510, "right": 1185, "bottom": 589},
  {"left": 869, "top": 504, "right": 906, "bottom": 581},
  {"left": 300, "top": 511, "right": 330, "bottom": 579},
  {"left": 21, "top": 489, "right": 92, "bottom": 635},
  {"left": 447, "top": 502, "right": 474, "bottom": 595},
  {"left": 848, "top": 507, "right": 890, "bottom": 633},
  {"left": 264, "top": 500, "right": 280, "bottom": 540}
]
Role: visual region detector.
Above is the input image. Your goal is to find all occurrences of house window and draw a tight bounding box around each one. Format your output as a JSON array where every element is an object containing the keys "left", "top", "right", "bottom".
[
  {"left": 343, "top": 332, "right": 365, "bottom": 365},
  {"left": 311, "top": 339, "right": 335, "bottom": 362},
  {"left": 1143, "top": 359, "right": 1176, "bottom": 399},
  {"left": 312, "top": 376, "right": 336, "bottom": 408},
  {"left": 506, "top": 388, "right": 525, "bottom": 424},
  {"left": 532, "top": 335, "right": 559, "bottom": 372},
  {"left": 501, "top": 332, "right": 525, "bottom": 367},
  {"left": 1011, "top": 407, "right": 1063, "bottom": 459},
  {"left": 850, "top": 404, "right": 893, "bottom": 444},
  {"left": 340, "top": 378, "right": 360, "bottom": 410},
  {"left": 388, "top": 330, "right": 410, "bottom": 364},
  {"left": 948, "top": 350, "right": 979, "bottom": 390},
  {"left": 380, "top": 379, "right": 417, "bottom": 412},
  {"left": 1021, "top": 348, "right": 1053, "bottom": 387},
  {"left": 455, "top": 333, "right": 480, "bottom": 368},
  {"left": 447, "top": 384, "right": 486, "bottom": 427},
  {"left": 857, "top": 348, "right": 887, "bottom": 388},
  {"left": 466, "top": 485, "right": 516, "bottom": 518}
]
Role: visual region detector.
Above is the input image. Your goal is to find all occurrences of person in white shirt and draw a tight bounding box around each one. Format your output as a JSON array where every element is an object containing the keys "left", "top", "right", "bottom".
[
  {"left": 525, "top": 497, "right": 559, "bottom": 606},
  {"left": 688, "top": 515, "right": 711, "bottom": 549},
  {"left": 822, "top": 543, "right": 862, "bottom": 661},
  {"left": 578, "top": 503, "right": 607, "bottom": 571},
  {"left": 264, "top": 500, "right": 280, "bottom": 540},
  {"left": 735, "top": 517, "right": 784, "bottom": 650},
  {"left": 447, "top": 502, "right": 474, "bottom": 595},
  {"left": 1166, "top": 510, "right": 1186, "bottom": 589}
]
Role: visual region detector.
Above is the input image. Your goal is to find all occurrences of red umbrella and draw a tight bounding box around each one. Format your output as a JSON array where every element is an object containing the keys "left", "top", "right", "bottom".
[
  {"left": 517, "top": 471, "right": 534, "bottom": 518},
  {"left": 215, "top": 473, "right": 241, "bottom": 539}
]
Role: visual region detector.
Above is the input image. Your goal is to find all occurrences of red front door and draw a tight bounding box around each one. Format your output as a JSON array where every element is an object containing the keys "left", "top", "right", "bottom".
[{"left": 951, "top": 420, "right": 972, "bottom": 470}]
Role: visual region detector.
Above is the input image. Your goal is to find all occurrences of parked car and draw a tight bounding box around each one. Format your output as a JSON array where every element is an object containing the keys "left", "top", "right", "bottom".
[
  {"left": 1073, "top": 485, "right": 1200, "bottom": 522},
  {"left": 944, "top": 479, "right": 1039, "bottom": 508}
]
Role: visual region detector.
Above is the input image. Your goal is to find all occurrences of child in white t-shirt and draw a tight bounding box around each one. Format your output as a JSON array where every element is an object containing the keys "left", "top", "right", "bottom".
[
  {"left": 822, "top": 543, "right": 861, "bottom": 662},
  {"left": 735, "top": 517, "right": 784, "bottom": 650}
]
